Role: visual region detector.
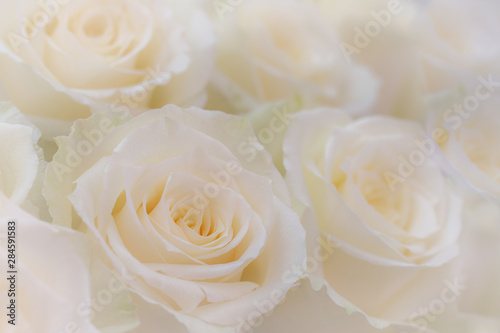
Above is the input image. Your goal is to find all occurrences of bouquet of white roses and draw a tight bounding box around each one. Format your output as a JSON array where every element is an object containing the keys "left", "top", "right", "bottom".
[{"left": 0, "top": 0, "right": 499, "bottom": 332}]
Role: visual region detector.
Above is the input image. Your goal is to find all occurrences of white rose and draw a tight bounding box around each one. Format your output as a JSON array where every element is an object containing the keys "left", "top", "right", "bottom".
[
  {"left": 284, "top": 109, "right": 466, "bottom": 330},
  {"left": 0, "top": 101, "right": 46, "bottom": 217},
  {"left": 427, "top": 92, "right": 500, "bottom": 200},
  {"left": 415, "top": 0, "right": 500, "bottom": 89},
  {"left": 316, "top": 0, "right": 500, "bottom": 120},
  {"left": 0, "top": 192, "right": 138, "bottom": 333},
  {"left": 206, "top": 0, "right": 378, "bottom": 115},
  {"left": 314, "top": 0, "right": 425, "bottom": 119},
  {"left": 43, "top": 105, "right": 306, "bottom": 332},
  {"left": 0, "top": 0, "right": 216, "bottom": 138}
]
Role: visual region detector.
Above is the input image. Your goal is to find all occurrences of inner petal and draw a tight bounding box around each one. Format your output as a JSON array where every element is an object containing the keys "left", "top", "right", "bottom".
[{"left": 82, "top": 14, "right": 110, "bottom": 38}]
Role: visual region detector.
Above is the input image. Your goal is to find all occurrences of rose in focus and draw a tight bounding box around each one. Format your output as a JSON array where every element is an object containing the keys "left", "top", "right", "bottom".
[{"left": 44, "top": 105, "right": 306, "bottom": 331}]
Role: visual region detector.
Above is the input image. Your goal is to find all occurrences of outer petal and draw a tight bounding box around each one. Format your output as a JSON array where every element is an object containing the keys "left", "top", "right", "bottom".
[
  {"left": 0, "top": 102, "right": 47, "bottom": 219},
  {"left": 0, "top": 193, "right": 138, "bottom": 333}
]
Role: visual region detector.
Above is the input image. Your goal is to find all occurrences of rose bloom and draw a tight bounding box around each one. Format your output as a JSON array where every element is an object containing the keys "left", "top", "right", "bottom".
[
  {"left": 43, "top": 105, "right": 306, "bottom": 331},
  {"left": 427, "top": 93, "right": 500, "bottom": 199},
  {"left": 0, "top": 101, "right": 46, "bottom": 217},
  {"left": 426, "top": 92, "right": 500, "bottom": 331},
  {"left": 0, "top": 193, "right": 137, "bottom": 333},
  {"left": 282, "top": 108, "right": 494, "bottom": 331},
  {"left": 315, "top": 0, "right": 500, "bottom": 120},
  {"left": 414, "top": 0, "right": 500, "bottom": 91},
  {"left": 0, "top": 0, "right": 216, "bottom": 137},
  {"left": 313, "top": 0, "right": 423, "bottom": 119},
  {"left": 206, "top": 0, "right": 378, "bottom": 115}
]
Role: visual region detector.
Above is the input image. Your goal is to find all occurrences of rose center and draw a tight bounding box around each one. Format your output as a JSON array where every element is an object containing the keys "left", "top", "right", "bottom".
[
  {"left": 83, "top": 15, "right": 109, "bottom": 38},
  {"left": 170, "top": 203, "right": 216, "bottom": 238}
]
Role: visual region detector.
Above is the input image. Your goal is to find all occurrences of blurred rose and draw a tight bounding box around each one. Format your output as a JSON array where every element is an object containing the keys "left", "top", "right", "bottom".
[
  {"left": 206, "top": 0, "right": 378, "bottom": 116},
  {"left": 284, "top": 108, "right": 466, "bottom": 330},
  {"left": 0, "top": 0, "right": 216, "bottom": 137},
  {"left": 427, "top": 92, "right": 500, "bottom": 200},
  {"left": 315, "top": 0, "right": 500, "bottom": 121},
  {"left": 415, "top": 0, "right": 500, "bottom": 91},
  {"left": 314, "top": 0, "right": 424, "bottom": 119}
]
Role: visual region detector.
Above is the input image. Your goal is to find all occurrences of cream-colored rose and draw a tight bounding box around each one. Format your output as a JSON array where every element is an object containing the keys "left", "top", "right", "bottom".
[
  {"left": 43, "top": 105, "right": 306, "bottom": 332},
  {"left": 0, "top": 101, "right": 47, "bottom": 217},
  {"left": 0, "top": 0, "right": 216, "bottom": 138},
  {"left": 315, "top": 0, "right": 500, "bottom": 120},
  {"left": 0, "top": 193, "right": 137, "bottom": 333},
  {"left": 313, "top": 0, "right": 425, "bottom": 119},
  {"left": 284, "top": 109, "right": 467, "bottom": 330},
  {"left": 427, "top": 93, "right": 500, "bottom": 200},
  {"left": 414, "top": 0, "right": 500, "bottom": 90},
  {"left": 205, "top": 0, "right": 378, "bottom": 116}
]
